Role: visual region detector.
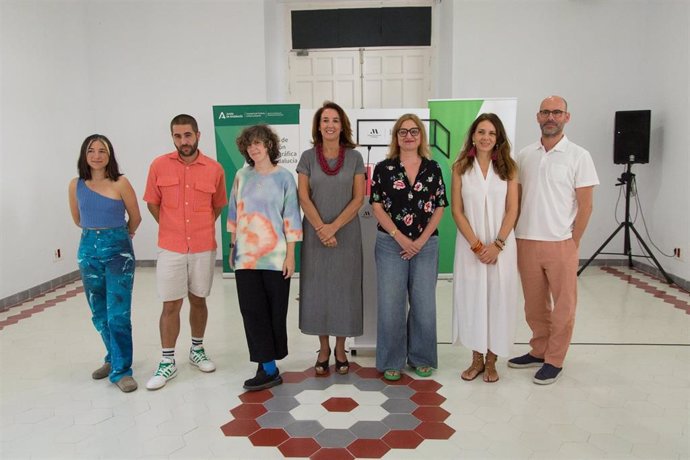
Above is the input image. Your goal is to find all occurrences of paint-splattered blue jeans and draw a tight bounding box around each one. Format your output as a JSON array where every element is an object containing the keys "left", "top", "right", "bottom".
[{"left": 77, "top": 226, "right": 135, "bottom": 383}]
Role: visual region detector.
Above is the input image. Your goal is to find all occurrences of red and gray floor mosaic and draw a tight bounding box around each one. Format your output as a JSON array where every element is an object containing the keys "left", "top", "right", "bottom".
[{"left": 221, "top": 363, "right": 455, "bottom": 459}]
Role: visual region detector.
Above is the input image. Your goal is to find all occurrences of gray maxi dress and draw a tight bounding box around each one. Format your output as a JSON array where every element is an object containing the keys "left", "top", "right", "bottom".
[{"left": 297, "top": 147, "right": 365, "bottom": 337}]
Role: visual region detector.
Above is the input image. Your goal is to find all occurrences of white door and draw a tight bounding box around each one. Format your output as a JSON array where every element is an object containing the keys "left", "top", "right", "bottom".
[
  {"left": 288, "top": 50, "right": 360, "bottom": 109},
  {"left": 362, "top": 48, "right": 431, "bottom": 109},
  {"left": 288, "top": 48, "right": 431, "bottom": 109}
]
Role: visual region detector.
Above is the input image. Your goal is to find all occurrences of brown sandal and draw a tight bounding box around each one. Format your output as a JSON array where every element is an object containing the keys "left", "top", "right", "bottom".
[
  {"left": 484, "top": 351, "right": 499, "bottom": 383},
  {"left": 461, "top": 351, "right": 485, "bottom": 381}
]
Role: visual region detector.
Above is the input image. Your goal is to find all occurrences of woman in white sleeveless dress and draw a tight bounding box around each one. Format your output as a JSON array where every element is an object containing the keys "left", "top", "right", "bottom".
[{"left": 451, "top": 113, "right": 518, "bottom": 383}]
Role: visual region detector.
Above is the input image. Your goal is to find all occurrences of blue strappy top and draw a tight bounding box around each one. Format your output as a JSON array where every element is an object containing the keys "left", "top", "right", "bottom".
[{"left": 77, "top": 179, "right": 126, "bottom": 228}]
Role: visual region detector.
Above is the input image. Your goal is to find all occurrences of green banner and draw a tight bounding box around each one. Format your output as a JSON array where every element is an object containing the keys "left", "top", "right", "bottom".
[
  {"left": 428, "top": 98, "right": 517, "bottom": 274},
  {"left": 212, "top": 104, "right": 301, "bottom": 274}
]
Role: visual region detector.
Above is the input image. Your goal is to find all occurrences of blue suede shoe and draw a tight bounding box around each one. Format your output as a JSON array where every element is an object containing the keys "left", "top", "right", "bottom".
[
  {"left": 507, "top": 353, "right": 545, "bottom": 369},
  {"left": 533, "top": 364, "right": 562, "bottom": 385}
]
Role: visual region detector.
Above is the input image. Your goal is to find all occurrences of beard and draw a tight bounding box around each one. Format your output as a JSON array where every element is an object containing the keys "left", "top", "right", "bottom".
[
  {"left": 177, "top": 140, "right": 199, "bottom": 157},
  {"left": 540, "top": 122, "right": 563, "bottom": 138}
]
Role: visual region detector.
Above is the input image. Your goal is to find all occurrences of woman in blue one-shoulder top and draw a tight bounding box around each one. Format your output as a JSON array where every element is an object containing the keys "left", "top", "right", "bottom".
[{"left": 68, "top": 134, "right": 141, "bottom": 392}]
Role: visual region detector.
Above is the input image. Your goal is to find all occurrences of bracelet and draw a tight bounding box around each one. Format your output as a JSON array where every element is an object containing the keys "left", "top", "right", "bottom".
[
  {"left": 471, "top": 240, "right": 484, "bottom": 254},
  {"left": 494, "top": 237, "right": 505, "bottom": 250},
  {"left": 389, "top": 228, "right": 398, "bottom": 237},
  {"left": 495, "top": 236, "right": 505, "bottom": 245},
  {"left": 493, "top": 241, "right": 504, "bottom": 251}
]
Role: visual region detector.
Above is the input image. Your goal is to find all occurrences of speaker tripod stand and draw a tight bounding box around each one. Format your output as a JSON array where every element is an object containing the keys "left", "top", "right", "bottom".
[{"left": 578, "top": 162, "right": 673, "bottom": 283}]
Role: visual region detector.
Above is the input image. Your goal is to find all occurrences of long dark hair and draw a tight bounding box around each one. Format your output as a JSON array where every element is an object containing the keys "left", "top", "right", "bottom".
[
  {"left": 77, "top": 134, "right": 122, "bottom": 180},
  {"left": 311, "top": 101, "right": 356, "bottom": 149},
  {"left": 453, "top": 113, "right": 516, "bottom": 181}
]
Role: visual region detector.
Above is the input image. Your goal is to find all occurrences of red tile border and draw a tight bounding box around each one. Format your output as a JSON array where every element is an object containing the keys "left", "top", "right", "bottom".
[
  {"left": 0, "top": 282, "right": 83, "bottom": 331},
  {"left": 602, "top": 266, "right": 690, "bottom": 315},
  {"left": 382, "top": 430, "right": 424, "bottom": 449},
  {"left": 239, "top": 390, "right": 273, "bottom": 404},
  {"left": 278, "top": 438, "right": 321, "bottom": 457},
  {"left": 220, "top": 419, "right": 260, "bottom": 437},
  {"left": 249, "top": 428, "right": 289, "bottom": 446},
  {"left": 410, "top": 391, "right": 446, "bottom": 406},
  {"left": 414, "top": 421, "right": 456, "bottom": 440},
  {"left": 310, "top": 448, "right": 354, "bottom": 460},
  {"left": 347, "top": 438, "right": 391, "bottom": 458},
  {"left": 230, "top": 403, "right": 267, "bottom": 420}
]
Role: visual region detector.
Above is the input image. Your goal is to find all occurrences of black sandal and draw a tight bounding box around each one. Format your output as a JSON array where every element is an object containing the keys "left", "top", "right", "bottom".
[
  {"left": 315, "top": 348, "right": 330, "bottom": 375},
  {"left": 334, "top": 349, "right": 349, "bottom": 375}
]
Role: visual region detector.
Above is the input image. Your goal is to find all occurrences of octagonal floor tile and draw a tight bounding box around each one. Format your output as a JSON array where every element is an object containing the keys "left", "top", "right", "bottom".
[
  {"left": 348, "top": 420, "right": 390, "bottom": 439},
  {"left": 220, "top": 419, "right": 260, "bottom": 437},
  {"left": 248, "top": 428, "right": 290, "bottom": 446},
  {"left": 382, "top": 429, "right": 424, "bottom": 449},
  {"left": 411, "top": 391, "right": 446, "bottom": 406},
  {"left": 310, "top": 447, "right": 354, "bottom": 460},
  {"left": 277, "top": 437, "right": 321, "bottom": 458},
  {"left": 415, "top": 421, "right": 456, "bottom": 440},
  {"left": 230, "top": 404, "right": 267, "bottom": 420},
  {"left": 315, "top": 428, "right": 356, "bottom": 448},
  {"left": 409, "top": 380, "right": 443, "bottom": 392},
  {"left": 238, "top": 390, "right": 273, "bottom": 404},
  {"left": 322, "top": 397, "right": 358, "bottom": 412},
  {"left": 347, "top": 438, "right": 391, "bottom": 458},
  {"left": 412, "top": 406, "right": 451, "bottom": 422}
]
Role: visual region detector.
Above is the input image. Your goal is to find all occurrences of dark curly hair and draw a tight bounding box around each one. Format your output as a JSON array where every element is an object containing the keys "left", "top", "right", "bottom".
[{"left": 235, "top": 124, "right": 281, "bottom": 166}]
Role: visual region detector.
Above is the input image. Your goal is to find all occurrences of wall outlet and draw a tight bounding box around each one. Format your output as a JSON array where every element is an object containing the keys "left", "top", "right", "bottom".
[
  {"left": 53, "top": 248, "right": 62, "bottom": 262},
  {"left": 673, "top": 247, "right": 684, "bottom": 262}
]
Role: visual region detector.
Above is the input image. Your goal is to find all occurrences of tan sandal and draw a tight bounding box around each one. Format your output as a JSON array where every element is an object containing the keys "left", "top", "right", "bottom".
[
  {"left": 484, "top": 351, "right": 499, "bottom": 383},
  {"left": 461, "top": 351, "right": 484, "bottom": 381}
]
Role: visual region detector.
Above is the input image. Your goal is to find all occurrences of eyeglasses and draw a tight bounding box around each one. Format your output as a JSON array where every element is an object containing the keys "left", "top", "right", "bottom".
[
  {"left": 397, "top": 128, "right": 421, "bottom": 137},
  {"left": 538, "top": 109, "right": 566, "bottom": 118}
]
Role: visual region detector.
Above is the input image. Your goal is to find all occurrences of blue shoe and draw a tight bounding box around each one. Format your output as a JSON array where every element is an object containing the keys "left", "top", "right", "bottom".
[
  {"left": 507, "top": 353, "right": 544, "bottom": 369},
  {"left": 533, "top": 364, "right": 562, "bottom": 385}
]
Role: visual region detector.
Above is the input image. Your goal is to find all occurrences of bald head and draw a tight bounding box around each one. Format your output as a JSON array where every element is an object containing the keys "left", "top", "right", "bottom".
[
  {"left": 540, "top": 96, "right": 568, "bottom": 112},
  {"left": 537, "top": 95, "right": 570, "bottom": 139}
]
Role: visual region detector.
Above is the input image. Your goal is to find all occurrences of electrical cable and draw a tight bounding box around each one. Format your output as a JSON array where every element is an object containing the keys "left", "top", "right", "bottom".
[{"left": 633, "top": 176, "right": 675, "bottom": 258}]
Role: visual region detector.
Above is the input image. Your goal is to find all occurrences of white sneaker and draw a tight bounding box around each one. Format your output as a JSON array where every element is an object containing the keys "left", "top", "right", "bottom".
[
  {"left": 146, "top": 358, "right": 177, "bottom": 390},
  {"left": 189, "top": 346, "right": 216, "bottom": 373}
]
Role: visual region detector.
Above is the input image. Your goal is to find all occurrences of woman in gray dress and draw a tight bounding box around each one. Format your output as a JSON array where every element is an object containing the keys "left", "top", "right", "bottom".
[{"left": 297, "top": 101, "right": 366, "bottom": 375}]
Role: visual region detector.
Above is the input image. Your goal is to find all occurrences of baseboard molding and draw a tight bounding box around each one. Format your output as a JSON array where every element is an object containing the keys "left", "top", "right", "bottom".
[{"left": 0, "top": 270, "right": 81, "bottom": 312}]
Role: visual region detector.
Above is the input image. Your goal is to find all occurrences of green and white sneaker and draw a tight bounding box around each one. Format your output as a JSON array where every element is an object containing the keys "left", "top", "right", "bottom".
[
  {"left": 146, "top": 358, "right": 177, "bottom": 390},
  {"left": 189, "top": 346, "right": 216, "bottom": 373}
]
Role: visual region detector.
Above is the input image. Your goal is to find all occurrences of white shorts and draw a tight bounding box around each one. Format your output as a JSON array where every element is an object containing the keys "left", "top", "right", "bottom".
[{"left": 156, "top": 249, "right": 216, "bottom": 301}]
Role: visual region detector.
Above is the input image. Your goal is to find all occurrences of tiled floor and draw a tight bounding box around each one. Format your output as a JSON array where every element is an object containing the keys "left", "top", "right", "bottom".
[{"left": 0, "top": 266, "right": 688, "bottom": 459}]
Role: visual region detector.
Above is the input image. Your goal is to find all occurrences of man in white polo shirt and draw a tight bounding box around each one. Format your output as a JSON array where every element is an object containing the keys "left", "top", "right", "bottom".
[{"left": 509, "top": 96, "right": 599, "bottom": 384}]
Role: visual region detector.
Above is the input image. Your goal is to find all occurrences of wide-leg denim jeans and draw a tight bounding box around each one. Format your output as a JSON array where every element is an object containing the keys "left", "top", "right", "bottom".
[
  {"left": 375, "top": 232, "right": 438, "bottom": 372},
  {"left": 77, "top": 227, "right": 135, "bottom": 383}
]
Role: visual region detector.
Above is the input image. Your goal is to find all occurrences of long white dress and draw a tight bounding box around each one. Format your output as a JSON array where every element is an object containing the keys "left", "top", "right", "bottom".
[{"left": 452, "top": 164, "right": 518, "bottom": 357}]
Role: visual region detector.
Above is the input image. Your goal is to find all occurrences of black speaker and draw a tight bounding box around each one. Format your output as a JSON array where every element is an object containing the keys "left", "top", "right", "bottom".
[{"left": 614, "top": 110, "right": 650, "bottom": 164}]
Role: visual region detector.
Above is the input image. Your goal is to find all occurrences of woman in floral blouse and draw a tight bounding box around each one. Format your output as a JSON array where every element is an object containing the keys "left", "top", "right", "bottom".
[{"left": 370, "top": 113, "right": 448, "bottom": 381}]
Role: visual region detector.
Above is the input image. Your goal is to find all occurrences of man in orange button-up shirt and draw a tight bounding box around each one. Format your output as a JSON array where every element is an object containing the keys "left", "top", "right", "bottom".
[{"left": 143, "top": 114, "right": 228, "bottom": 390}]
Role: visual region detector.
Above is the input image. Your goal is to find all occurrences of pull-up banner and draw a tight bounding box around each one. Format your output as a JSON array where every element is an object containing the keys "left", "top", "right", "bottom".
[{"left": 212, "top": 104, "right": 301, "bottom": 276}]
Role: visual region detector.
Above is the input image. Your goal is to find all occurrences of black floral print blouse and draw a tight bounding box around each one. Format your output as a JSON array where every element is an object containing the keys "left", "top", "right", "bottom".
[{"left": 370, "top": 157, "right": 448, "bottom": 239}]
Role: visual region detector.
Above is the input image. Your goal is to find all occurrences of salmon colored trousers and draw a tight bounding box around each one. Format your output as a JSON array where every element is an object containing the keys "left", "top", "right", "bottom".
[{"left": 516, "top": 239, "right": 578, "bottom": 368}]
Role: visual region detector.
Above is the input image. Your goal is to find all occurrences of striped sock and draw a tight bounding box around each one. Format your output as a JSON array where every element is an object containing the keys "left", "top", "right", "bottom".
[
  {"left": 191, "top": 337, "right": 203, "bottom": 350},
  {"left": 162, "top": 348, "right": 175, "bottom": 362}
]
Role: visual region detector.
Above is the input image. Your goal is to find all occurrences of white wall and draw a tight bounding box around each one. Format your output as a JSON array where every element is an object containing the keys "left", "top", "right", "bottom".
[
  {"left": 1, "top": 1, "right": 92, "bottom": 299},
  {"left": 2, "top": 0, "right": 688, "bottom": 300},
  {"left": 0, "top": 0, "right": 267, "bottom": 299},
  {"left": 450, "top": 0, "right": 689, "bottom": 280}
]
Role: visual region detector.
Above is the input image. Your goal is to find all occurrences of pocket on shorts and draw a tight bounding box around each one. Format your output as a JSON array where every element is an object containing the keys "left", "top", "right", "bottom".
[
  {"left": 193, "top": 181, "right": 216, "bottom": 212},
  {"left": 157, "top": 176, "right": 180, "bottom": 209}
]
